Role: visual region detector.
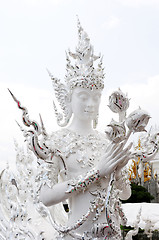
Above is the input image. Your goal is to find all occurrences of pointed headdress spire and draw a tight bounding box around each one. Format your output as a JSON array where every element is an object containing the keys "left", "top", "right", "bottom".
[{"left": 65, "top": 17, "right": 105, "bottom": 90}]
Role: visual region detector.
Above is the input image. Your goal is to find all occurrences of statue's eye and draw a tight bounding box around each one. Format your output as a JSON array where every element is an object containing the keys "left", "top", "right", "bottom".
[
  {"left": 93, "top": 94, "right": 101, "bottom": 101},
  {"left": 78, "top": 93, "right": 89, "bottom": 101}
]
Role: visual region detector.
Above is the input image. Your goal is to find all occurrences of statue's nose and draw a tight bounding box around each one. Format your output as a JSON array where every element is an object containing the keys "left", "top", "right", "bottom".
[{"left": 86, "top": 98, "right": 94, "bottom": 107}]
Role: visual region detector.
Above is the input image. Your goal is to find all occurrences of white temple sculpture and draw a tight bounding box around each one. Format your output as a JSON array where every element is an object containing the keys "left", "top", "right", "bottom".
[{"left": 0, "top": 19, "right": 156, "bottom": 240}]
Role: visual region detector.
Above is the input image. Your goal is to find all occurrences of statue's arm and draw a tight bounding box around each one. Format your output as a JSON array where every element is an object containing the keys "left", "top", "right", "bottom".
[
  {"left": 39, "top": 179, "right": 74, "bottom": 207},
  {"left": 39, "top": 160, "right": 100, "bottom": 207},
  {"left": 39, "top": 155, "right": 72, "bottom": 207}
]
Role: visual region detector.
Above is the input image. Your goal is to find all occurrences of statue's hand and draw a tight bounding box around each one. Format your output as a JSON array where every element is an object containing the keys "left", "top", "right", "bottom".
[{"left": 97, "top": 142, "right": 132, "bottom": 178}]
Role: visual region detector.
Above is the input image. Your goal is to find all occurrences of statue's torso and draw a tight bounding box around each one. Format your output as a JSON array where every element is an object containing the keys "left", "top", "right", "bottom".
[
  {"left": 48, "top": 129, "right": 117, "bottom": 239},
  {"left": 51, "top": 129, "right": 108, "bottom": 175}
]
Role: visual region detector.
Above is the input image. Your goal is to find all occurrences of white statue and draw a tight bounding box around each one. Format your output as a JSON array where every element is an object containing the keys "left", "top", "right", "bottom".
[
  {"left": 2, "top": 19, "right": 152, "bottom": 240},
  {"left": 38, "top": 19, "right": 132, "bottom": 239}
]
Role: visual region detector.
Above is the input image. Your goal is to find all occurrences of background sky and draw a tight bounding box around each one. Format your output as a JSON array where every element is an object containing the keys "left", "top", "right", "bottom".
[{"left": 0, "top": 0, "right": 159, "bottom": 169}]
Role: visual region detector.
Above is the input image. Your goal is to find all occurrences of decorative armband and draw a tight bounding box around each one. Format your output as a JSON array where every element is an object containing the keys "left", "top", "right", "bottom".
[{"left": 65, "top": 169, "right": 100, "bottom": 194}]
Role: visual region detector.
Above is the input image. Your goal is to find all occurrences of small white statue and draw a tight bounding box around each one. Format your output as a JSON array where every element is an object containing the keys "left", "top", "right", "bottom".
[
  {"left": 5, "top": 19, "right": 152, "bottom": 240},
  {"left": 38, "top": 19, "right": 132, "bottom": 239}
]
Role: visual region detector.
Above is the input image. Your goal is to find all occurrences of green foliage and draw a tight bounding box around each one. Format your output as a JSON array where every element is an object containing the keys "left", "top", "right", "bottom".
[{"left": 122, "top": 183, "right": 154, "bottom": 203}]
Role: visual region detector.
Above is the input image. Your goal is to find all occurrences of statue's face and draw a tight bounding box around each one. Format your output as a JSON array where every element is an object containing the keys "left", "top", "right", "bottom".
[{"left": 71, "top": 87, "right": 102, "bottom": 121}]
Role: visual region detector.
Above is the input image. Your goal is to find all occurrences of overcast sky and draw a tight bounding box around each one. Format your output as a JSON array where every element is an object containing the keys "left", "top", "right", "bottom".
[{"left": 0, "top": 0, "right": 159, "bottom": 169}]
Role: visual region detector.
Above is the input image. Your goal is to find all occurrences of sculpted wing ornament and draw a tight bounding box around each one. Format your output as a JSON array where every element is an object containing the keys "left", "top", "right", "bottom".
[
  {"left": 8, "top": 88, "right": 49, "bottom": 160},
  {"left": 8, "top": 89, "right": 66, "bottom": 170}
]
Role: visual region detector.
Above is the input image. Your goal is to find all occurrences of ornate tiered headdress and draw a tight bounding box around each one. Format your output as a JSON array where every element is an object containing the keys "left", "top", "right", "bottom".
[{"left": 48, "top": 18, "right": 105, "bottom": 127}]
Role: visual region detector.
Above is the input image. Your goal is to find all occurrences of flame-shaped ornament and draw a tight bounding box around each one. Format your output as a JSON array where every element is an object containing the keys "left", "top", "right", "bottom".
[{"left": 8, "top": 89, "right": 66, "bottom": 170}]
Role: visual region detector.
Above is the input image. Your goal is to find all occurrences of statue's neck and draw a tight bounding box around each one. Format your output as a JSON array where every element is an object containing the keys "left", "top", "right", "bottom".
[{"left": 68, "top": 117, "right": 94, "bottom": 135}]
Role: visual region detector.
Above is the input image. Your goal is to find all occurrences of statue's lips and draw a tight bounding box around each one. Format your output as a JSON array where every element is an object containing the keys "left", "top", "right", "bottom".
[{"left": 84, "top": 110, "right": 94, "bottom": 114}]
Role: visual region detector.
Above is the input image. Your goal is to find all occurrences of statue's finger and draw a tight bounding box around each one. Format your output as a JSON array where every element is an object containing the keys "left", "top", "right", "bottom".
[{"left": 110, "top": 142, "right": 124, "bottom": 158}]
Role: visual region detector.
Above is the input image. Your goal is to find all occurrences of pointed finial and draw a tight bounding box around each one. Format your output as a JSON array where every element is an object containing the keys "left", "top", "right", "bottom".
[
  {"left": 46, "top": 68, "right": 53, "bottom": 79},
  {"left": 8, "top": 88, "right": 18, "bottom": 103},
  {"left": 76, "top": 15, "right": 83, "bottom": 34},
  {"left": 39, "top": 114, "right": 48, "bottom": 137}
]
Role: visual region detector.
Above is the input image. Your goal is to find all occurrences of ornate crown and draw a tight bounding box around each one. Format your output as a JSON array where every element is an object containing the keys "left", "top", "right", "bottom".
[
  {"left": 48, "top": 19, "right": 105, "bottom": 127},
  {"left": 64, "top": 18, "right": 105, "bottom": 90}
]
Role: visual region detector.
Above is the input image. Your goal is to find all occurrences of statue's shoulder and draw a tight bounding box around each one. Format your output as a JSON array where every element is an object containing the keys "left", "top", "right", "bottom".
[
  {"left": 49, "top": 128, "right": 74, "bottom": 149},
  {"left": 50, "top": 128, "right": 71, "bottom": 141}
]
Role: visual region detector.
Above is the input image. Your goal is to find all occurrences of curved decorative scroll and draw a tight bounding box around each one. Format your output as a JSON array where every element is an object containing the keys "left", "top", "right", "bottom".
[
  {"left": 125, "top": 207, "right": 142, "bottom": 240},
  {"left": 105, "top": 172, "right": 127, "bottom": 239},
  {"left": 8, "top": 89, "right": 66, "bottom": 171}
]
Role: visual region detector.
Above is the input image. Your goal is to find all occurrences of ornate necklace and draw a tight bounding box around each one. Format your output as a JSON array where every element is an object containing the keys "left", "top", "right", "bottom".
[{"left": 50, "top": 129, "right": 108, "bottom": 169}]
